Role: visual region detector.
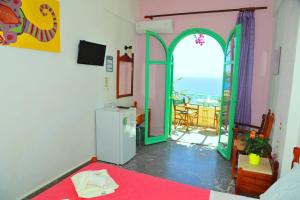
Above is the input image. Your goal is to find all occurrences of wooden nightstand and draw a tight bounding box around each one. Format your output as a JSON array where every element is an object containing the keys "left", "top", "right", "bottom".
[{"left": 235, "top": 155, "right": 278, "bottom": 197}]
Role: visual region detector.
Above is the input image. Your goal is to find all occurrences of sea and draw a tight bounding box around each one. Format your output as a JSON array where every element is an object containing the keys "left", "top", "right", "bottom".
[{"left": 173, "top": 77, "right": 222, "bottom": 104}]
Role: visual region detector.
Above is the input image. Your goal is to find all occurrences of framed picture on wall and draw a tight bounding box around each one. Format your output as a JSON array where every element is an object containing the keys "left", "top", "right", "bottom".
[
  {"left": 0, "top": 0, "right": 61, "bottom": 52},
  {"left": 272, "top": 47, "right": 282, "bottom": 75},
  {"left": 106, "top": 56, "right": 113, "bottom": 72}
]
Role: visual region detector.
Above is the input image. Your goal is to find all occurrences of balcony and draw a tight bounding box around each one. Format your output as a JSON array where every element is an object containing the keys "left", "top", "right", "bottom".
[{"left": 172, "top": 101, "right": 221, "bottom": 147}]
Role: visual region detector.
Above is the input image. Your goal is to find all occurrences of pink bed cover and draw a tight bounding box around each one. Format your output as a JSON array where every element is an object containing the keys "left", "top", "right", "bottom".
[{"left": 32, "top": 162, "right": 210, "bottom": 200}]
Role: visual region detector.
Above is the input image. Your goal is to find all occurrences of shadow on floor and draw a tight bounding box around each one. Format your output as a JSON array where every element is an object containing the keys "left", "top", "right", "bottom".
[{"left": 122, "top": 140, "right": 235, "bottom": 194}]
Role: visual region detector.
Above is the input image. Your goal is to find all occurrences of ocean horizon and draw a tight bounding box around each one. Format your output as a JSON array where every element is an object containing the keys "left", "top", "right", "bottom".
[{"left": 173, "top": 77, "right": 222, "bottom": 104}]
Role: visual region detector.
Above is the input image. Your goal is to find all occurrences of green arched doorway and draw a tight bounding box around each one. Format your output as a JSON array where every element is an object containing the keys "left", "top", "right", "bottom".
[
  {"left": 144, "top": 25, "right": 241, "bottom": 160},
  {"left": 168, "top": 27, "right": 226, "bottom": 136}
]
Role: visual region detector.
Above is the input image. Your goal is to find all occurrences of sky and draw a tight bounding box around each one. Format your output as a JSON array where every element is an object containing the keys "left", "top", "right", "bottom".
[{"left": 173, "top": 34, "right": 224, "bottom": 79}]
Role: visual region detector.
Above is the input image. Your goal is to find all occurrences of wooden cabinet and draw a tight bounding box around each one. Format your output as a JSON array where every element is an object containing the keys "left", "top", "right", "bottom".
[{"left": 235, "top": 155, "right": 278, "bottom": 197}]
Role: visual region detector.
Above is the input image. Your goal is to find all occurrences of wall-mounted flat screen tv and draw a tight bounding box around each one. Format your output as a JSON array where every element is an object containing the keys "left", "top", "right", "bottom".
[{"left": 77, "top": 40, "right": 106, "bottom": 66}]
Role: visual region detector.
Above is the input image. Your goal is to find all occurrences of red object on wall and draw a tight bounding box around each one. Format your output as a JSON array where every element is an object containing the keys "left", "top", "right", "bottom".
[{"left": 0, "top": 4, "right": 20, "bottom": 24}]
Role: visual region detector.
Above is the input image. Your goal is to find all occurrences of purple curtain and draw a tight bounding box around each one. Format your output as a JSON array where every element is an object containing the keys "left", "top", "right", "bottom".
[{"left": 235, "top": 11, "right": 255, "bottom": 124}]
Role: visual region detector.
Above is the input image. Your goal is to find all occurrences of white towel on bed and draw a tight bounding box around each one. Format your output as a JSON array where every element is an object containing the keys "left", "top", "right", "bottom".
[{"left": 71, "top": 169, "right": 119, "bottom": 198}]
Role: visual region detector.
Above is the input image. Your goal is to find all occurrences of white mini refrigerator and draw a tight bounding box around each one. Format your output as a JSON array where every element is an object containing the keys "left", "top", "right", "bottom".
[{"left": 96, "top": 107, "right": 136, "bottom": 165}]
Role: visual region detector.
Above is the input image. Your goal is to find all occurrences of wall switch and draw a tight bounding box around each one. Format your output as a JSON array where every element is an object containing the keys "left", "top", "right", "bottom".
[{"left": 104, "top": 77, "right": 109, "bottom": 91}]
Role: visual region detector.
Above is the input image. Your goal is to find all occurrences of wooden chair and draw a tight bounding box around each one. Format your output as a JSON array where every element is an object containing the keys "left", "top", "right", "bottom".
[
  {"left": 231, "top": 109, "right": 275, "bottom": 177},
  {"left": 132, "top": 101, "right": 151, "bottom": 146},
  {"left": 173, "top": 98, "right": 199, "bottom": 131}
]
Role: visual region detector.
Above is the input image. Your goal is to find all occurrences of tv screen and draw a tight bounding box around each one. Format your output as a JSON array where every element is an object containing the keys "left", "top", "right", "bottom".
[{"left": 77, "top": 40, "right": 106, "bottom": 66}]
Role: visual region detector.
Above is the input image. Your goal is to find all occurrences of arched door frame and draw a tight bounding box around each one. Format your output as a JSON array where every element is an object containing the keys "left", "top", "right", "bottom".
[
  {"left": 169, "top": 28, "right": 226, "bottom": 53},
  {"left": 167, "top": 28, "right": 226, "bottom": 135}
]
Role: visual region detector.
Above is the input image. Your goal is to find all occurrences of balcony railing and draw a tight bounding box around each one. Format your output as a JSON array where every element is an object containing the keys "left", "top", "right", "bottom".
[{"left": 172, "top": 104, "right": 220, "bottom": 132}]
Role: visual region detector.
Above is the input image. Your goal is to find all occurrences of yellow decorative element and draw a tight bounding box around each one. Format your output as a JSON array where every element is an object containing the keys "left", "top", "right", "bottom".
[{"left": 249, "top": 153, "right": 261, "bottom": 166}]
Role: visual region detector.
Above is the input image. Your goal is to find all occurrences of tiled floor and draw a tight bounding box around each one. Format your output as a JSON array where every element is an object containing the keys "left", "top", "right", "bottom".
[{"left": 122, "top": 139, "right": 235, "bottom": 194}]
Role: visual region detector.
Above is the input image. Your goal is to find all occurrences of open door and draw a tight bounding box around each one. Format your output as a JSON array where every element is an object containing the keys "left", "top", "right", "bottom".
[
  {"left": 168, "top": 55, "right": 174, "bottom": 136},
  {"left": 217, "top": 25, "right": 241, "bottom": 160},
  {"left": 144, "top": 31, "right": 171, "bottom": 145}
]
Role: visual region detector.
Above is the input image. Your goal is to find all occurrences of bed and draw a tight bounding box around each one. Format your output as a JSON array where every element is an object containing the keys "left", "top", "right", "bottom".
[
  {"left": 32, "top": 162, "right": 255, "bottom": 200},
  {"left": 31, "top": 147, "right": 300, "bottom": 200}
]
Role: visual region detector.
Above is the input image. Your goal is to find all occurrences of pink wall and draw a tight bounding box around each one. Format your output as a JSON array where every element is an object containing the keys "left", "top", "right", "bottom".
[{"left": 134, "top": 0, "right": 274, "bottom": 126}]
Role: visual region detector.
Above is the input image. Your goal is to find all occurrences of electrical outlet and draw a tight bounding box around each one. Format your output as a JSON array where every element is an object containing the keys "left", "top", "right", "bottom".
[{"left": 279, "top": 122, "right": 282, "bottom": 131}]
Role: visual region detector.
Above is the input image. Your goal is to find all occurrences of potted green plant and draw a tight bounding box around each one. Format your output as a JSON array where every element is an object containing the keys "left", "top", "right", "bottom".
[{"left": 245, "top": 130, "right": 272, "bottom": 165}]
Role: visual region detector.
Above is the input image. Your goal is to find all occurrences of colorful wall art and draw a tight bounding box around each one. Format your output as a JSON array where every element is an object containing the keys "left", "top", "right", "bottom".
[{"left": 0, "top": 0, "right": 60, "bottom": 52}]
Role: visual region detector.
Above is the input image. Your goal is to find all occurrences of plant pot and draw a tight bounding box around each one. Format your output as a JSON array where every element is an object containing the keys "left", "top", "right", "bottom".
[{"left": 249, "top": 153, "right": 261, "bottom": 165}]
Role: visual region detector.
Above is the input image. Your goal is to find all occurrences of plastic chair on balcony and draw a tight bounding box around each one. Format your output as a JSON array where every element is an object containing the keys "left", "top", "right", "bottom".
[{"left": 173, "top": 98, "right": 199, "bottom": 131}]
